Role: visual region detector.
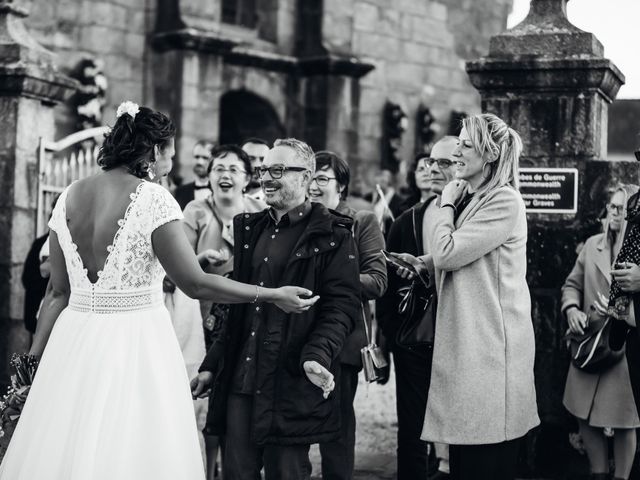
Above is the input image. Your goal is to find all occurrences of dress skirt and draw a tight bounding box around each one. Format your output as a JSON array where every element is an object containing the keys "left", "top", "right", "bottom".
[{"left": 0, "top": 304, "right": 206, "bottom": 480}]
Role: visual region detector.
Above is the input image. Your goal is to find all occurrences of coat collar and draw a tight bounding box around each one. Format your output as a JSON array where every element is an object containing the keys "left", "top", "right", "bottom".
[{"left": 594, "top": 232, "right": 613, "bottom": 282}]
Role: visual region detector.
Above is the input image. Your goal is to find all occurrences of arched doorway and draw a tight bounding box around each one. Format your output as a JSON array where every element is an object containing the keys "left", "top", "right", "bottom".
[{"left": 218, "top": 90, "right": 286, "bottom": 145}]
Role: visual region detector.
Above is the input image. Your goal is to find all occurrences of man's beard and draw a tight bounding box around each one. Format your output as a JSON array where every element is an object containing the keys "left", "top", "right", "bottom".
[{"left": 263, "top": 181, "right": 299, "bottom": 210}]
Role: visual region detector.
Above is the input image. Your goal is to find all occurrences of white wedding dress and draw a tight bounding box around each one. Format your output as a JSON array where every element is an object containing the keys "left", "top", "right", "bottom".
[{"left": 0, "top": 181, "right": 206, "bottom": 480}]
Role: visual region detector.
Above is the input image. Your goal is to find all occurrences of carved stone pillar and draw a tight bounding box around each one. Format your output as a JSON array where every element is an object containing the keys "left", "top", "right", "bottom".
[{"left": 0, "top": 0, "right": 76, "bottom": 383}]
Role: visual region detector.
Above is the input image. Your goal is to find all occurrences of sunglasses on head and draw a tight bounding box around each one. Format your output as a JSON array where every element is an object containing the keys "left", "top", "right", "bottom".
[{"left": 635, "top": 150, "right": 640, "bottom": 162}]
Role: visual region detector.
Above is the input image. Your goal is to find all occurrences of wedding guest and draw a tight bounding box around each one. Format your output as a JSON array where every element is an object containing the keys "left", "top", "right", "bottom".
[
  {"left": 561, "top": 185, "right": 639, "bottom": 480},
  {"left": 182, "top": 144, "right": 265, "bottom": 479},
  {"left": 175, "top": 140, "right": 214, "bottom": 210},
  {"left": 192, "top": 138, "right": 360, "bottom": 479},
  {"left": 364, "top": 168, "right": 406, "bottom": 234},
  {"left": 377, "top": 137, "right": 458, "bottom": 479},
  {"left": 21, "top": 196, "right": 59, "bottom": 336},
  {"left": 391, "top": 113, "right": 539, "bottom": 480},
  {"left": 309, "top": 150, "right": 387, "bottom": 480},
  {"left": 241, "top": 138, "right": 270, "bottom": 201}
]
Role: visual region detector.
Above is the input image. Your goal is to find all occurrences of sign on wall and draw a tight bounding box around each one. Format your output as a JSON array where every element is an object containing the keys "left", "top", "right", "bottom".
[{"left": 519, "top": 167, "right": 578, "bottom": 214}]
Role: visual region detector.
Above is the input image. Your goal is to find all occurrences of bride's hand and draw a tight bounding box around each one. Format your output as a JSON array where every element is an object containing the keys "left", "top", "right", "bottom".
[{"left": 272, "top": 287, "right": 320, "bottom": 314}]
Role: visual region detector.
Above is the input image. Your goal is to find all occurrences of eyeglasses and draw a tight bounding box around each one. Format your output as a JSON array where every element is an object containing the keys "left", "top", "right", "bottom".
[
  {"left": 210, "top": 166, "right": 246, "bottom": 176},
  {"left": 635, "top": 150, "right": 640, "bottom": 162},
  {"left": 257, "top": 165, "right": 308, "bottom": 179},
  {"left": 607, "top": 203, "right": 625, "bottom": 215},
  {"left": 310, "top": 175, "right": 337, "bottom": 187},
  {"left": 416, "top": 158, "right": 454, "bottom": 171}
]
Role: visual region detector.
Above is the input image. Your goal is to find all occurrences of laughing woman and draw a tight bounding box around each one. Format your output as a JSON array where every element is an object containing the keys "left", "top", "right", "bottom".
[
  {"left": 391, "top": 113, "right": 539, "bottom": 480},
  {"left": 181, "top": 144, "right": 265, "bottom": 479}
]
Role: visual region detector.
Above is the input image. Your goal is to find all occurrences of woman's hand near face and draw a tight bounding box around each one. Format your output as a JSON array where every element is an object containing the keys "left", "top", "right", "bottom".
[{"left": 441, "top": 180, "right": 467, "bottom": 206}]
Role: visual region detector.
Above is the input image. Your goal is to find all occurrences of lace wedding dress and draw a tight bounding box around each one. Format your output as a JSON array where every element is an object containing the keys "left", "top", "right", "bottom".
[{"left": 0, "top": 181, "right": 206, "bottom": 480}]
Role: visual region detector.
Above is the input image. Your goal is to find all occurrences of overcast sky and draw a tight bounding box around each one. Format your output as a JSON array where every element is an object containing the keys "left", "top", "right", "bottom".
[{"left": 508, "top": 0, "right": 638, "bottom": 99}]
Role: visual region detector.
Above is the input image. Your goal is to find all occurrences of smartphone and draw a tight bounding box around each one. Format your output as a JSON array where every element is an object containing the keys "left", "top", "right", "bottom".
[{"left": 381, "top": 250, "right": 417, "bottom": 273}]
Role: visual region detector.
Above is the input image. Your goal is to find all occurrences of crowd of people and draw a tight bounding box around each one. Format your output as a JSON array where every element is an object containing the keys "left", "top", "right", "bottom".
[{"left": 7, "top": 102, "right": 640, "bottom": 480}]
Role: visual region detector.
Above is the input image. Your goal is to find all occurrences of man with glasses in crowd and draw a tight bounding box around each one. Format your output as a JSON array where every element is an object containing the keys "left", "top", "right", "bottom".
[
  {"left": 377, "top": 136, "right": 458, "bottom": 480},
  {"left": 242, "top": 137, "right": 270, "bottom": 201},
  {"left": 175, "top": 140, "right": 215, "bottom": 210},
  {"left": 195, "top": 138, "right": 360, "bottom": 479}
]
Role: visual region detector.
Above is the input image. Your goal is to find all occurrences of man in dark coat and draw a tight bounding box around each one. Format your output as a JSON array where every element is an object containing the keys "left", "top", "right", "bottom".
[
  {"left": 22, "top": 233, "right": 50, "bottom": 334},
  {"left": 192, "top": 138, "right": 360, "bottom": 479},
  {"left": 377, "top": 137, "right": 458, "bottom": 480},
  {"left": 174, "top": 140, "right": 214, "bottom": 210}
]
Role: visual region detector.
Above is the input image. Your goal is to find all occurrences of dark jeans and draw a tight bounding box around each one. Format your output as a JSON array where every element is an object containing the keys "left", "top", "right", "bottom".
[
  {"left": 319, "top": 364, "right": 359, "bottom": 480},
  {"left": 449, "top": 437, "right": 521, "bottom": 480},
  {"left": 223, "top": 393, "right": 312, "bottom": 480},
  {"left": 393, "top": 344, "right": 433, "bottom": 480}
]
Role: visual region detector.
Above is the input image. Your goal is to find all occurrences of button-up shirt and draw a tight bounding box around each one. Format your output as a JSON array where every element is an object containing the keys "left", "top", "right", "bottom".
[{"left": 230, "top": 200, "right": 313, "bottom": 394}]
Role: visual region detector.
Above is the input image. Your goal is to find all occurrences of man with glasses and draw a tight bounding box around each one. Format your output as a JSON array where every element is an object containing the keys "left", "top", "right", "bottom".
[
  {"left": 175, "top": 140, "right": 215, "bottom": 210},
  {"left": 242, "top": 137, "right": 270, "bottom": 201},
  {"left": 197, "top": 138, "right": 360, "bottom": 479},
  {"left": 309, "top": 151, "right": 387, "bottom": 480},
  {"left": 377, "top": 136, "right": 458, "bottom": 480}
]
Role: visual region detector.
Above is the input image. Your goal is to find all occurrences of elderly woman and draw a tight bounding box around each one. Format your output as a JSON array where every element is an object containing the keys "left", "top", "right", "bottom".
[
  {"left": 180, "top": 144, "right": 265, "bottom": 479},
  {"left": 391, "top": 113, "right": 539, "bottom": 480},
  {"left": 562, "top": 185, "right": 639, "bottom": 480},
  {"left": 308, "top": 150, "right": 387, "bottom": 480}
]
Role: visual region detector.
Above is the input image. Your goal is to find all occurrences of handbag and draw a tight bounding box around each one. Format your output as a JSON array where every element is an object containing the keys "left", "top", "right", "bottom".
[
  {"left": 360, "top": 306, "right": 389, "bottom": 383},
  {"left": 564, "top": 309, "right": 625, "bottom": 374},
  {"left": 394, "top": 207, "right": 437, "bottom": 350}
]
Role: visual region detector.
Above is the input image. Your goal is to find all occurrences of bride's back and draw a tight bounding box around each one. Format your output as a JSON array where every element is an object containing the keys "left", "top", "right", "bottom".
[{"left": 65, "top": 172, "right": 142, "bottom": 283}]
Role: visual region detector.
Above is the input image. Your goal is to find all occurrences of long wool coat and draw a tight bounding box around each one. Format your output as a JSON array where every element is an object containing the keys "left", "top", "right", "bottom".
[
  {"left": 561, "top": 232, "right": 640, "bottom": 427},
  {"left": 421, "top": 186, "right": 540, "bottom": 445}
]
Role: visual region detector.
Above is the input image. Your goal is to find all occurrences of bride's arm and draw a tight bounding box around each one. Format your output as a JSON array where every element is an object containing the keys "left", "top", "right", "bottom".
[
  {"left": 153, "top": 221, "right": 318, "bottom": 309},
  {"left": 29, "top": 232, "right": 70, "bottom": 358}
]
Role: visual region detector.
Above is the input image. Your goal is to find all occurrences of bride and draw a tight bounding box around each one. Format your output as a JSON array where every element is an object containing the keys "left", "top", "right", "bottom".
[{"left": 0, "top": 102, "right": 318, "bottom": 480}]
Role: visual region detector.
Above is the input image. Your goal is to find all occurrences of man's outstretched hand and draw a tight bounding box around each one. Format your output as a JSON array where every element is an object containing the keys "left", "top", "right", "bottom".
[{"left": 303, "top": 361, "right": 334, "bottom": 399}]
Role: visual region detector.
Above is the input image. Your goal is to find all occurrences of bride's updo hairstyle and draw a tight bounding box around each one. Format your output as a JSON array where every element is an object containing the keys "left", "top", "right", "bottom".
[{"left": 98, "top": 102, "right": 176, "bottom": 179}]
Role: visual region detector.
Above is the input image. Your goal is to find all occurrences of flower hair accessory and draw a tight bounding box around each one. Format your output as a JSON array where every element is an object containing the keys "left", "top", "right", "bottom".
[{"left": 116, "top": 101, "right": 140, "bottom": 120}]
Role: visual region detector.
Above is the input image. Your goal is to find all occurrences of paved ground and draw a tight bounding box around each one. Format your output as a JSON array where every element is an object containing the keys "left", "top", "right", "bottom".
[{"left": 309, "top": 371, "right": 398, "bottom": 479}]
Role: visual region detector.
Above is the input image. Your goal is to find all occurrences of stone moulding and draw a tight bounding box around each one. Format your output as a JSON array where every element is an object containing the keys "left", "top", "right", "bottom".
[
  {"left": 466, "top": 58, "right": 625, "bottom": 103},
  {"left": 150, "top": 28, "right": 374, "bottom": 78},
  {"left": 0, "top": 64, "right": 77, "bottom": 104}
]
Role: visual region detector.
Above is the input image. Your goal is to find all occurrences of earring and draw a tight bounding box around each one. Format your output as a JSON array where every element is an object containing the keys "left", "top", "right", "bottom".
[
  {"left": 482, "top": 161, "right": 492, "bottom": 178},
  {"left": 148, "top": 161, "right": 157, "bottom": 180}
]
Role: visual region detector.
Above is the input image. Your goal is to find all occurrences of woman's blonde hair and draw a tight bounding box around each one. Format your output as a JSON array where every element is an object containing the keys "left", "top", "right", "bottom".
[{"left": 462, "top": 113, "right": 523, "bottom": 197}]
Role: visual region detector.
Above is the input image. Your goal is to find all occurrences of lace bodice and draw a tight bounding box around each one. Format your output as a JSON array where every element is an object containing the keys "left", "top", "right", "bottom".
[{"left": 48, "top": 181, "right": 182, "bottom": 312}]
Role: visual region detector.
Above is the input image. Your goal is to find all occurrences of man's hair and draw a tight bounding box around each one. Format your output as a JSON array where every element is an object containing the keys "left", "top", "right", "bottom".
[
  {"left": 274, "top": 138, "right": 315, "bottom": 172},
  {"left": 315, "top": 150, "right": 350, "bottom": 200},
  {"left": 241, "top": 137, "right": 270, "bottom": 148},
  {"left": 193, "top": 140, "right": 215, "bottom": 154},
  {"left": 207, "top": 144, "right": 252, "bottom": 175}
]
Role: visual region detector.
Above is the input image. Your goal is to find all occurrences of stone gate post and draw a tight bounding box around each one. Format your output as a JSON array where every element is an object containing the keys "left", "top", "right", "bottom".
[
  {"left": 466, "top": 0, "right": 639, "bottom": 475},
  {"left": 0, "top": 0, "right": 76, "bottom": 383}
]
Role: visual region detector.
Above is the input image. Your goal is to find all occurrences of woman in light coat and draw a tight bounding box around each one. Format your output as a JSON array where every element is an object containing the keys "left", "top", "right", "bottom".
[
  {"left": 390, "top": 113, "right": 539, "bottom": 480},
  {"left": 561, "top": 185, "right": 639, "bottom": 480}
]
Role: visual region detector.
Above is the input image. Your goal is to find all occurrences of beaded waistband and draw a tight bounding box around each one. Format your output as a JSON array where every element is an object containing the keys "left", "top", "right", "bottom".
[{"left": 68, "top": 286, "right": 164, "bottom": 314}]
